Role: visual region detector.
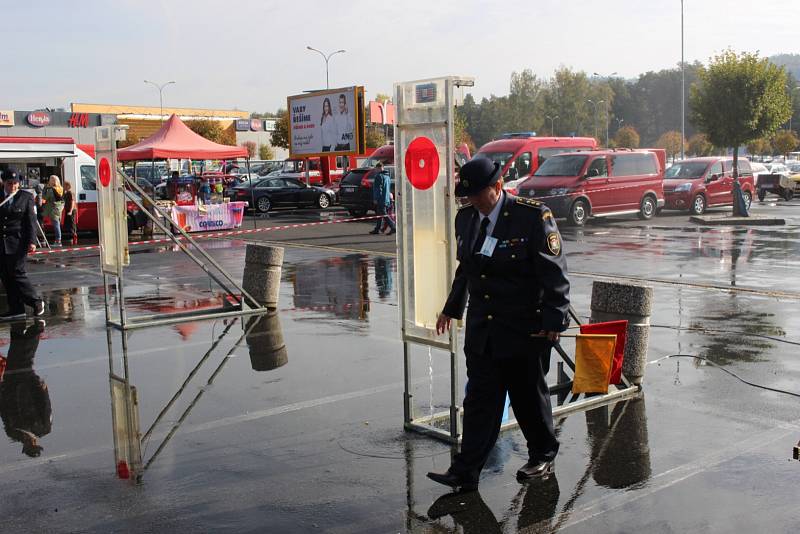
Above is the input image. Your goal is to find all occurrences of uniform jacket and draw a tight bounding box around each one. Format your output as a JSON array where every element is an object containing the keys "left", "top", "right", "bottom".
[
  {"left": 442, "top": 193, "right": 570, "bottom": 358},
  {"left": 372, "top": 171, "right": 392, "bottom": 206},
  {"left": 0, "top": 189, "right": 37, "bottom": 256}
]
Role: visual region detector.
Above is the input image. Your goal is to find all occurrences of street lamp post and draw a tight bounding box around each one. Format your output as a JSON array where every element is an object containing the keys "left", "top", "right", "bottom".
[
  {"left": 592, "top": 72, "right": 617, "bottom": 147},
  {"left": 615, "top": 117, "right": 624, "bottom": 130},
  {"left": 545, "top": 115, "right": 559, "bottom": 136},
  {"left": 143, "top": 80, "right": 175, "bottom": 124},
  {"left": 306, "top": 46, "right": 346, "bottom": 89},
  {"left": 680, "top": 0, "right": 685, "bottom": 159},
  {"left": 587, "top": 99, "right": 604, "bottom": 143}
]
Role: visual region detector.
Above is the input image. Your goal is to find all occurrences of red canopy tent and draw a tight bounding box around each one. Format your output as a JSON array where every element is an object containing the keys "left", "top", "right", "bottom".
[{"left": 117, "top": 114, "right": 247, "bottom": 161}]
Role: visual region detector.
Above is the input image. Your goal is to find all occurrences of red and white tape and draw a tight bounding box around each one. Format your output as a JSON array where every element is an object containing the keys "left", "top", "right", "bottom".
[{"left": 31, "top": 214, "right": 384, "bottom": 257}]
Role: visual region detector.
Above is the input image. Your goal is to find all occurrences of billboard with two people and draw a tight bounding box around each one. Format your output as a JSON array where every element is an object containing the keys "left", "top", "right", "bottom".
[{"left": 288, "top": 86, "right": 366, "bottom": 158}]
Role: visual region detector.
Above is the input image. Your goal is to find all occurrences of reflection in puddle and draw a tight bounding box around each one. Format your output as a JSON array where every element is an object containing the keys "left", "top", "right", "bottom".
[{"left": 0, "top": 320, "right": 50, "bottom": 457}]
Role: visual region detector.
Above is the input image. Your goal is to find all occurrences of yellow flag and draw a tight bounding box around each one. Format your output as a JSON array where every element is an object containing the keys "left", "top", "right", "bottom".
[{"left": 572, "top": 334, "right": 618, "bottom": 394}]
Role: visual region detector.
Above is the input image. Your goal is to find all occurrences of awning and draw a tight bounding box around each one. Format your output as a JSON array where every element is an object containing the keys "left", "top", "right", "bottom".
[{"left": 0, "top": 151, "right": 76, "bottom": 160}]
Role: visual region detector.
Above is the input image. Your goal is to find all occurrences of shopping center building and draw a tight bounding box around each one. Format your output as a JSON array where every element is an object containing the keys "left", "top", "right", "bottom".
[{"left": 0, "top": 104, "right": 284, "bottom": 158}]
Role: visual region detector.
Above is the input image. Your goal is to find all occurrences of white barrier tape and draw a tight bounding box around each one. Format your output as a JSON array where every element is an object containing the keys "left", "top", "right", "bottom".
[{"left": 31, "top": 214, "right": 384, "bottom": 257}]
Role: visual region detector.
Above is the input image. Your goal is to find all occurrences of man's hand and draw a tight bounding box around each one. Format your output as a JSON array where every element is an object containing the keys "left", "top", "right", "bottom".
[
  {"left": 436, "top": 313, "right": 452, "bottom": 335},
  {"left": 538, "top": 330, "right": 560, "bottom": 343},
  {"left": 28, "top": 244, "right": 36, "bottom": 254}
]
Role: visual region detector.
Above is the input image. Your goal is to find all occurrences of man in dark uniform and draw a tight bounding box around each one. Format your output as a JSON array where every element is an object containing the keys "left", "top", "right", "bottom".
[
  {"left": 427, "top": 156, "right": 570, "bottom": 492},
  {"left": 0, "top": 173, "right": 45, "bottom": 321}
]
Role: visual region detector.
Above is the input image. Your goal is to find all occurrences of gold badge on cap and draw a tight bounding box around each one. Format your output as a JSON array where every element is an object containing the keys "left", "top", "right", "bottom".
[
  {"left": 546, "top": 232, "right": 561, "bottom": 256},
  {"left": 462, "top": 179, "right": 469, "bottom": 188}
]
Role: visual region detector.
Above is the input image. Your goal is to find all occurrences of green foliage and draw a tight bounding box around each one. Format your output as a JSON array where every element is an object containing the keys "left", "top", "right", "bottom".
[
  {"left": 690, "top": 50, "right": 792, "bottom": 158},
  {"left": 270, "top": 110, "right": 290, "bottom": 150},
  {"left": 745, "top": 137, "right": 771, "bottom": 157},
  {"left": 185, "top": 119, "right": 235, "bottom": 145},
  {"left": 365, "top": 125, "right": 387, "bottom": 148},
  {"left": 688, "top": 133, "right": 714, "bottom": 156},
  {"left": 454, "top": 107, "right": 476, "bottom": 154},
  {"left": 656, "top": 131, "right": 685, "bottom": 161},
  {"left": 614, "top": 126, "right": 640, "bottom": 148},
  {"left": 241, "top": 141, "right": 256, "bottom": 158},
  {"left": 772, "top": 129, "right": 799, "bottom": 157},
  {"left": 258, "top": 144, "right": 275, "bottom": 160}
]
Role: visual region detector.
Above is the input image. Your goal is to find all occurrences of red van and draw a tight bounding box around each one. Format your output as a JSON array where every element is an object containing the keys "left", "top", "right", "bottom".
[
  {"left": 663, "top": 157, "right": 755, "bottom": 215},
  {"left": 517, "top": 149, "right": 666, "bottom": 226},
  {"left": 474, "top": 134, "right": 597, "bottom": 194}
]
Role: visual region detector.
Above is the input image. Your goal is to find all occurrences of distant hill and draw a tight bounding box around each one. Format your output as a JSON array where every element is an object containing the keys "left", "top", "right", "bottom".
[{"left": 770, "top": 53, "right": 800, "bottom": 80}]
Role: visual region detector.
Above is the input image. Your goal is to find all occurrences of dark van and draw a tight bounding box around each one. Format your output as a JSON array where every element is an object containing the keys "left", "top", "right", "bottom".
[{"left": 517, "top": 149, "right": 666, "bottom": 226}]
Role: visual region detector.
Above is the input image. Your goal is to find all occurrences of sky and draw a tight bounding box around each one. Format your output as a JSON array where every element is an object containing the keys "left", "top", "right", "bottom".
[{"left": 1, "top": 0, "right": 797, "bottom": 113}]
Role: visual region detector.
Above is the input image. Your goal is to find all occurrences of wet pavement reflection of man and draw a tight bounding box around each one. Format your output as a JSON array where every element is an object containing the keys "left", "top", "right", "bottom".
[
  {"left": 0, "top": 319, "right": 50, "bottom": 457},
  {"left": 428, "top": 157, "right": 570, "bottom": 492}
]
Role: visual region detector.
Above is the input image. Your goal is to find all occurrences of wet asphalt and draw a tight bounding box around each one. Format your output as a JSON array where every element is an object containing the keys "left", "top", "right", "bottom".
[{"left": 1, "top": 200, "right": 800, "bottom": 533}]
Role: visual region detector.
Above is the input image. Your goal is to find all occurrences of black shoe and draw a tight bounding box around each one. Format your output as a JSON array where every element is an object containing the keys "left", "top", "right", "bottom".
[
  {"left": 426, "top": 470, "right": 478, "bottom": 492},
  {"left": 516, "top": 460, "right": 555, "bottom": 481},
  {"left": 388, "top": 229, "right": 396, "bottom": 235},
  {"left": 369, "top": 229, "right": 381, "bottom": 234},
  {"left": 33, "top": 300, "right": 45, "bottom": 317},
  {"left": 0, "top": 311, "right": 26, "bottom": 322}
]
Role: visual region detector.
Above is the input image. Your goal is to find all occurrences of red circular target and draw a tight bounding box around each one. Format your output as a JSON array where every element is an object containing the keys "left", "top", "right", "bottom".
[
  {"left": 404, "top": 136, "right": 440, "bottom": 190},
  {"left": 99, "top": 158, "right": 111, "bottom": 187}
]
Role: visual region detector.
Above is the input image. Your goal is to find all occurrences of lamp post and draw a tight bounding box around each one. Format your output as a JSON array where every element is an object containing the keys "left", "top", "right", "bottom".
[
  {"left": 615, "top": 117, "right": 624, "bottom": 130},
  {"left": 143, "top": 80, "right": 175, "bottom": 124},
  {"left": 306, "top": 46, "right": 346, "bottom": 89},
  {"left": 592, "top": 72, "right": 616, "bottom": 147},
  {"left": 680, "top": 0, "right": 685, "bottom": 159},
  {"left": 587, "top": 99, "right": 604, "bottom": 143},
  {"left": 545, "top": 115, "right": 559, "bottom": 136}
]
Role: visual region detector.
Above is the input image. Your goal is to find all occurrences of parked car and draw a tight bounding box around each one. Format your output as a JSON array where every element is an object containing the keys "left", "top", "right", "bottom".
[
  {"left": 750, "top": 161, "right": 769, "bottom": 185},
  {"left": 789, "top": 162, "right": 800, "bottom": 184},
  {"left": 337, "top": 145, "right": 395, "bottom": 216},
  {"left": 517, "top": 149, "right": 666, "bottom": 226},
  {"left": 227, "top": 176, "right": 335, "bottom": 213},
  {"left": 767, "top": 163, "right": 791, "bottom": 178},
  {"left": 475, "top": 134, "right": 597, "bottom": 194},
  {"left": 663, "top": 157, "right": 755, "bottom": 215}
]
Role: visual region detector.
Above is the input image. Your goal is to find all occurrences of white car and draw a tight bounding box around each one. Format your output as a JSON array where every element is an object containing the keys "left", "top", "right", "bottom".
[
  {"left": 767, "top": 163, "right": 791, "bottom": 178},
  {"left": 750, "top": 162, "right": 769, "bottom": 185}
]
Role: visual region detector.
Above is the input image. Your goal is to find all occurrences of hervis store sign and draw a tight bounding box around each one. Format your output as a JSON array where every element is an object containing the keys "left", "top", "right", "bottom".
[
  {"left": 0, "top": 110, "right": 14, "bottom": 127},
  {"left": 27, "top": 111, "right": 51, "bottom": 127}
]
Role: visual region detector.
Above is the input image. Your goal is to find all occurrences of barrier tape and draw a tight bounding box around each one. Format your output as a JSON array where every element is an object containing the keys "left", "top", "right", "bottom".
[{"left": 31, "top": 214, "right": 384, "bottom": 257}]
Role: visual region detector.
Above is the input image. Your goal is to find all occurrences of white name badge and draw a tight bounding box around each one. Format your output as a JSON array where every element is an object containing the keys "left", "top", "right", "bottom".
[{"left": 479, "top": 236, "right": 498, "bottom": 257}]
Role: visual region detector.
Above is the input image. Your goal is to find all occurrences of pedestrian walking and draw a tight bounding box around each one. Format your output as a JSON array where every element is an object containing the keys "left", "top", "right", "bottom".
[
  {"left": 62, "top": 181, "right": 78, "bottom": 245},
  {"left": 369, "top": 163, "right": 396, "bottom": 235},
  {"left": 427, "top": 156, "right": 570, "bottom": 492},
  {"left": 0, "top": 173, "right": 45, "bottom": 321},
  {"left": 42, "top": 175, "right": 65, "bottom": 246}
]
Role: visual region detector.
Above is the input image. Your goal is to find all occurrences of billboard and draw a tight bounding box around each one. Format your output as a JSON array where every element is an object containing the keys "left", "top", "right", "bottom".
[{"left": 287, "top": 86, "right": 365, "bottom": 158}]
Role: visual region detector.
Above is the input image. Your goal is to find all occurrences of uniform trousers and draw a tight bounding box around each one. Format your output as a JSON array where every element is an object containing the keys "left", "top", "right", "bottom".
[
  {"left": 0, "top": 253, "right": 39, "bottom": 313},
  {"left": 451, "top": 339, "right": 559, "bottom": 482}
]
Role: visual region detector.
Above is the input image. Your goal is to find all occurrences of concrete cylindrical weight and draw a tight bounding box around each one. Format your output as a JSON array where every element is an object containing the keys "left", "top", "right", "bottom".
[
  {"left": 589, "top": 280, "right": 653, "bottom": 385},
  {"left": 242, "top": 244, "right": 284, "bottom": 309},
  {"left": 246, "top": 312, "right": 288, "bottom": 371}
]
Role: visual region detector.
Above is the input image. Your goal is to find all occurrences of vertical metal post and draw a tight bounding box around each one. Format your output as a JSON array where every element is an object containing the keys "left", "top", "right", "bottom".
[
  {"left": 403, "top": 341, "right": 413, "bottom": 424},
  {"left": 680, "top": 0, "right": 686, "bottom": 160}
]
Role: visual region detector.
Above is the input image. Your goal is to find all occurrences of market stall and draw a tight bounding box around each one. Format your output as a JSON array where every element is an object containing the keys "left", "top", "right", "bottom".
[{"left": 117, "top": 115, "right": 251, "bottom": 233}]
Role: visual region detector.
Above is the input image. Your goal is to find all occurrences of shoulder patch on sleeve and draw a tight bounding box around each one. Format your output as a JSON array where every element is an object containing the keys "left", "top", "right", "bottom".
[
  {"left": 546, "top": 232, "right": 562, "bottom": 256},
  {"left": 516, "top": 197, "right": 542, "bottom": 208}
]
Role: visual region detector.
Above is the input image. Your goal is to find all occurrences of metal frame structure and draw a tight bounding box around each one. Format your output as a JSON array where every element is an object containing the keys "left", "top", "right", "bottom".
[
  {"left": 395, "top": 78, "right": 639, "bottom": 445},
  {"left": 95, "top": 125, "right": 267, "bottom": 330},
  {"left": 107, "top": 316, "right": 259, "bottom": 483}
]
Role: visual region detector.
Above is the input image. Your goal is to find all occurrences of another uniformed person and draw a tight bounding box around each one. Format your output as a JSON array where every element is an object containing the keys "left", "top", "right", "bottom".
[
  {"left": 0, "top": 173, "right": 45, "bottom": 321},
  {"left": 427, "top": 157, "right": 570, "bottom": 492}
]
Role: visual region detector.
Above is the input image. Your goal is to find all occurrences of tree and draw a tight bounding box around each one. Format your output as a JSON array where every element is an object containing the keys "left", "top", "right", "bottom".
[
  {"left": 688, "top": 133, "right": 714, "bottom": 156},
  {"left": 270, "top": 110, "right": 289, "bottom": 150},
  {"left": 614, "top": 126, "right": 640, "bottom": 148},
  {"left": 690, "top": 50, "right": 792, "bottom": 180},
  {"left": 241, "top": 141, "right": 256, "bottom": 158},
  {"left": 772, "top": 129, "right": 799, "bottom": 158},
  {"left": 745, "top": 137, "right": 772, "bottom": 157},
  {"left": 258, "top": 144, "right": 275, "bottom": 160},
  {"left": 186, "top": 119, "right": 235, "bottom": 145},
  {"left": 365, "top": 126, "right": 386, "bottom": 148},
  {"left": 655, "top": 131, "right": 685, "bottom": 162}
]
